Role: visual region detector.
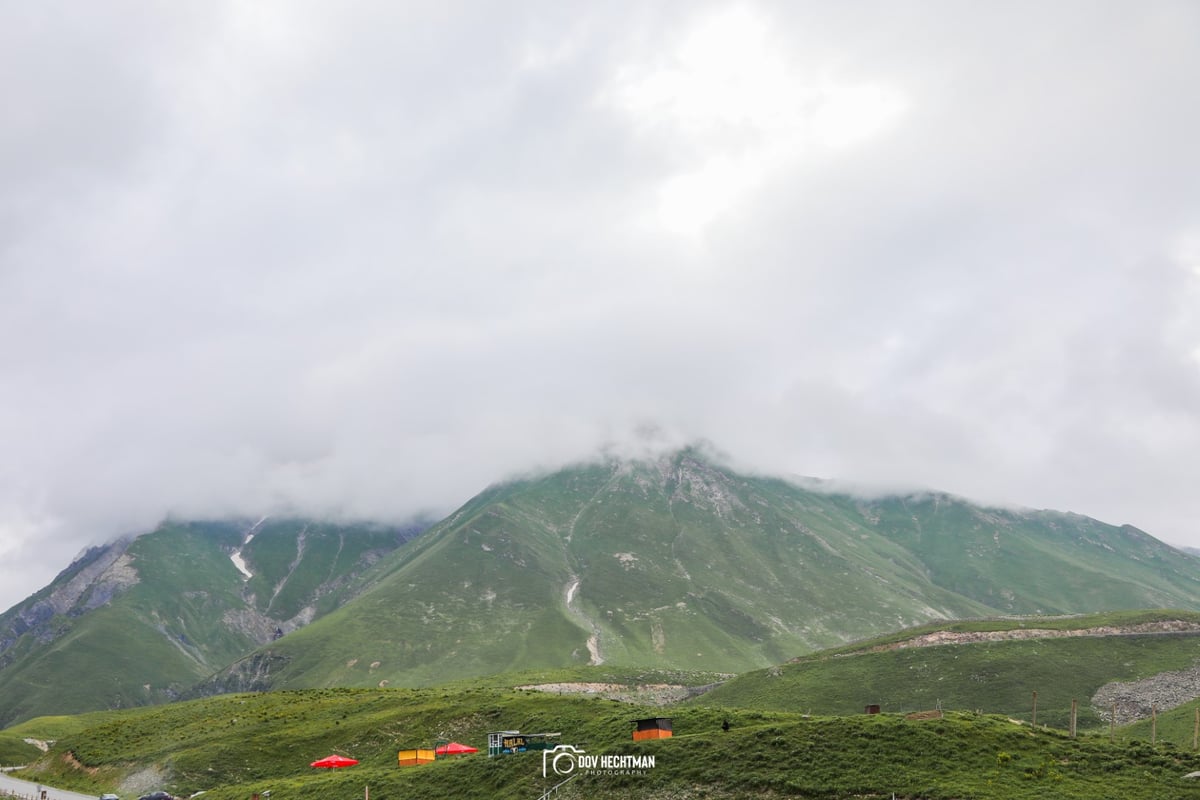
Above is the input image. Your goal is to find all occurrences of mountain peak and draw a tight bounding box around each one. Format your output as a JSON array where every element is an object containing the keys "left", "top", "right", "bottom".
[{"left": 4, "top": 458, "right": 1198, "bottom": 726}]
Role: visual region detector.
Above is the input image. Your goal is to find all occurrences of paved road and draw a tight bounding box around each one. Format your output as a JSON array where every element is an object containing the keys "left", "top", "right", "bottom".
[{"left": 0, "top": 771, "right": 101, "bottom": 800}]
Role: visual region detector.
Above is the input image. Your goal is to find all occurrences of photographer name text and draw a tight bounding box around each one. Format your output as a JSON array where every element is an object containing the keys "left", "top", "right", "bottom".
[{"left": 577, "top": 755, "right": 656, "bottom": 770}]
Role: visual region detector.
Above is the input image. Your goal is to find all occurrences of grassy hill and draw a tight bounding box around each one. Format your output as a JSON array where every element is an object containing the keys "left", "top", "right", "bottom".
[
  {"left": 202, "top": 450, "right": 1200, "bottom": 693},
  {"left": 13, "top": 613, "right": 1200, "bottom": 798},
  {"left": 11, "top": 682, "right": 1200, "bottom": 800},
  {"left": 694, "top": 610, "right": 1200, "bottom": 729}
]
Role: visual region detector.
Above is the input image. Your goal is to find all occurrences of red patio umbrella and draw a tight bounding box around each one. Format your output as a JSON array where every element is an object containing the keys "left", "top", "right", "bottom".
[
  {"left": 311, "top": 754, "right": 359, "bottom": 768},
  {"left": 436, "top": 742, "right": 479, "bottom": 756}
]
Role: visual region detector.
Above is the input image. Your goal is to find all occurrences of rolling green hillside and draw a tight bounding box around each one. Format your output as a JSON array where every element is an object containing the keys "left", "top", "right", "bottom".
[
  {"left": 0, "top": 518, "right": 419, "bottom": 727},
  {"left": 695, "top": 610, "right": 1200, "bottom": 729},
  {"left": 204, "top": 450, "right": 1200, "bottom": 693},
  {"left": 11, "top": 684, "right": 1200, "bottom": 800}
]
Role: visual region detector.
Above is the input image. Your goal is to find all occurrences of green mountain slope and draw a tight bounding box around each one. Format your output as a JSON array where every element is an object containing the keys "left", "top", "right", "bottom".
[
  {"left": 203, "top": 450, "right": 1200, "bottom": 693},
  {"left": 862, "top": 495, "right": 1195, "bottom": 612},
  {"left": 0, "top": 518, "right": 420, "bottom": 727}
]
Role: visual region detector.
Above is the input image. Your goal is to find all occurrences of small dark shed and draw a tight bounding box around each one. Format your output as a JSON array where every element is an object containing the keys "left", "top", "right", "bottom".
[{"left": 633, "top": 717, "right": 673, "bottom": 741}]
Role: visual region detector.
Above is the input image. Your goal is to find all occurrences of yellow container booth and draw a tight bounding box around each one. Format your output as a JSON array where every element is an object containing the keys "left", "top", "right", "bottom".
[{"left": 398, "top": 748, "right": 436, "bottom": 767}]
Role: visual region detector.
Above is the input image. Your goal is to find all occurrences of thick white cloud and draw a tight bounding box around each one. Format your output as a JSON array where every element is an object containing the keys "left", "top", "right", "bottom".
[{"left": 2, "top": 0, "right": 1199, "bottom": 610}]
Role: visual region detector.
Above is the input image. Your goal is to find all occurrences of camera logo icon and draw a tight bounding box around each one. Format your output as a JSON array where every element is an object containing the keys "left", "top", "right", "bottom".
[{"left": 543, "top": 744, "right": 585, "bottom": 777}]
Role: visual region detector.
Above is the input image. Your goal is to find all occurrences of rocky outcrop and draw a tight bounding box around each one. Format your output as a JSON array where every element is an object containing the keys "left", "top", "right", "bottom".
[
  {"left": 220, "top": 604, "right": 315, "bottom": 645},
  {"left": 183, "top": 652, "right": 293, "bottom": 697},
  {"left": 0, "top": 539, "right": 135, "bottom": 658},
  {"left": 514, "top": 681, "right": 722, "bottom": 705},
  {"left": 1093, "top": 665, "right": 1200, "bottom": 724}
]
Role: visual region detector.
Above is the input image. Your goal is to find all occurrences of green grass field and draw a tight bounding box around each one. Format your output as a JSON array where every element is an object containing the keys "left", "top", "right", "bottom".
[{"left": 11, "top": 680, "right": 1200, "bottom": 800}]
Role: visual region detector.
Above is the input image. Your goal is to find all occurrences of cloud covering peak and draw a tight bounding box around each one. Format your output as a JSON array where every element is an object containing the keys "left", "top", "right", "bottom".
[{"left": 2, "top": 1, "right": 1199, "bottom": 610}]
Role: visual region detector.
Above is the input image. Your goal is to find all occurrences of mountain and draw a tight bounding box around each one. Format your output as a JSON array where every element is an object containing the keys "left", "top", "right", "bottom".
[
  {"left": 5, "top": 449, "right": 1199, "bottom": 725},
  {"left": 0, "top": 517, "right": 422, "bottom": 727},
  {"left": 198, "top": 449, "right": 1200, "bottom": 694}
]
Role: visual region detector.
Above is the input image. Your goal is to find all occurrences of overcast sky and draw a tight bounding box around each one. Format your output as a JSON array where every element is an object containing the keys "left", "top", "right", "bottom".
[{"left": 2, "top": 1, "right": 1199, "bottom": 612}]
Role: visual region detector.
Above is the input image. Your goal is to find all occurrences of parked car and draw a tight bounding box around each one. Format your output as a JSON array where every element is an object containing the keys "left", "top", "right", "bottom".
[
  {"left": 99, "top": 795, "right": 120, "bottom": 800},
  {"left": 137, "top": 793, "right": 174, "bottom": 800}
]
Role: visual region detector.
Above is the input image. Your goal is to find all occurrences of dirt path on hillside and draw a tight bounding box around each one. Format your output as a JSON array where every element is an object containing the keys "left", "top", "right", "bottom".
[{"left": 845, "top": 619, "right": 1200, "bottom": 656}]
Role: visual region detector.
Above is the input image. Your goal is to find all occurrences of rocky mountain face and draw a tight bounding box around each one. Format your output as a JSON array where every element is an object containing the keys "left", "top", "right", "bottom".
[
  {"left": 0, "top": 517, "right": 423, "bottom": 727},
  {"left": 0, "top": 538, "right": 134, "bottom": 658}
]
